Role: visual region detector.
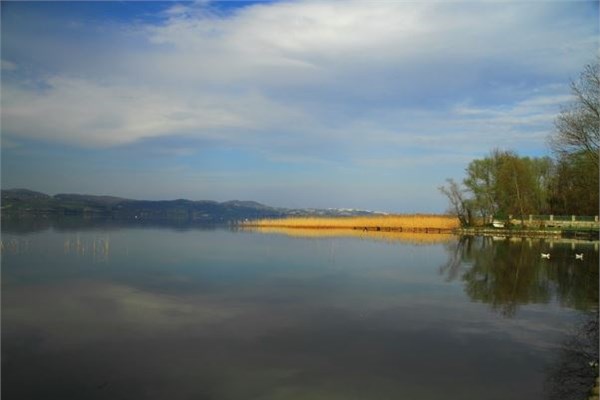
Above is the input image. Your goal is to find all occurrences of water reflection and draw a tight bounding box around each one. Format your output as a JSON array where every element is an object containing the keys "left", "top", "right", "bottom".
[
  {"left": 1, "top": 216, "right": 223, "bottom": 234},
  {"left": 245, "top": 226, "right": 454, "bottom": 245},
  {"left": 2, "top": 226, "right": 598, "bottom": 400},
  {"left": 441, "top": 236, "right": 599, "bottom": 317},
  {"left": 545, "top": 311, "right": 599, "bottom": 400},
  {"left": 63, "top": 235, "right": 110, "bottom": 262},
  {"left": 0, "top": 238, "right": 31, "bottom": 255}
]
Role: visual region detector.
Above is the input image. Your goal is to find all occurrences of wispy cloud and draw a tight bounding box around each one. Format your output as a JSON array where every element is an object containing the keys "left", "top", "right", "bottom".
[
  {"left": 2, "top": 77, "right": 297, "bottom": 147},
  {"left": 2, "top": 1, "right": 595, "bottom": 149}
]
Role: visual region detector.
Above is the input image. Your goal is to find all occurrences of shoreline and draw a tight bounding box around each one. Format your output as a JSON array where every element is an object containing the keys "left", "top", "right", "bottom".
[
  {"left": 242, "top": 224, "right": 455, "bottom": 234},
  {"left": 457, "top": 226, "right": 599, "bottom": 240},
  {"left": 243, "top": 223, "right": 599, "bottom": 241},
  {"left": 457, "top": 227, "right": 563, "bottom": 238}
]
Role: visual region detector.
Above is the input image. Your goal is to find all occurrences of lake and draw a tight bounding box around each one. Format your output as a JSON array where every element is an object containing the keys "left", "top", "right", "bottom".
[{"left": 2, "top": 221, "right": 598, "bottom": 400}]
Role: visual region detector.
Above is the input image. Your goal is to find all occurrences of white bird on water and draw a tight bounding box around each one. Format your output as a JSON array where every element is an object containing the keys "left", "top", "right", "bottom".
[
  {"left": 541, "top": 253, "right": 551, "bottom": 259},
  {"left": 575, "top": 253, "right": 584, "bottom": 260}
]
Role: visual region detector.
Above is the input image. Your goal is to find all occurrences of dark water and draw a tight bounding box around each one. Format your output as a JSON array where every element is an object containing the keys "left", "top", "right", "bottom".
[{"left": 2, "top": 222, "right": 598, "bottom": 400}]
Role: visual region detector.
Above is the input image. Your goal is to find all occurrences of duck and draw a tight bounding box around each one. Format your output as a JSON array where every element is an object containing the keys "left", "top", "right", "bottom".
[
  {"left": 541, "top": 253, "right": 551, "bottom": 259},
  {"left": 575, "top": 253, "right": 584, "bottom": 260}
]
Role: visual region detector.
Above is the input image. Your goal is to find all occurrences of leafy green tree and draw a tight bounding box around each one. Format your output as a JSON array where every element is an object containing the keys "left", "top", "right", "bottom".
[
  {"left": 463, "top": 155, "right": 498, "bottom": 224},
  {"left": 444, "top": 150, "right": 556, "bottom": 225},
  {"left": 495, "top": 152, "right": 538, "bottom": 223},
  {"left": 549, "top": 151, "right": 599, "bottom": 215},
  {"left": 527, "top": 156, "right": 554, "bottom": 215}
]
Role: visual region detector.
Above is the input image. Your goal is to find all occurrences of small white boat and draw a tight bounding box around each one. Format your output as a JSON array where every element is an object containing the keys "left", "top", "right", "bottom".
[
  {"left": 492, "top": 220, "right": 505, "bottom": 228},
  {"left": 575, "top": 253, "right": 584, "bottom": 260},
  {"left": 541, "top": 253, "right": 550, "bottom": 259}
]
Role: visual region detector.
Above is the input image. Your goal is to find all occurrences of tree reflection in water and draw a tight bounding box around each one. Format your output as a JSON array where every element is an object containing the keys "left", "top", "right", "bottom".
[
  {"left": 545, "top": 311, "right": 598, "bottom": 400},
  {"left": 440, "top": 236, "right": 598, "bottom": 317},
  {"left": 441, "top": 236, "right": 599, "bottom": 397}
]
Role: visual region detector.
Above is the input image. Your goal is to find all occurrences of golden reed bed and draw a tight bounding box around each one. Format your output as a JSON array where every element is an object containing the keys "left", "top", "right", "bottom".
[
  {"left": 244, "top": 215, "right": 459, "bottom": 231},
  {"left": 242, "top": 215, "right": 460, "bottom": 244}
]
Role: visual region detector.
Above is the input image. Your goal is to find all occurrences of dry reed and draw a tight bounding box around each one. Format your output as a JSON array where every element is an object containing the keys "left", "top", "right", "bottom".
[{"left": 244, "top": 214, "right": 460, "bottom": 231}]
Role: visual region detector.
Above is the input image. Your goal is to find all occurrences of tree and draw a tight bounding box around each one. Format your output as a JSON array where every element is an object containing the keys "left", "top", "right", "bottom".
[
  {"left": 547, "top": 60, "right": 600, "bottom": 215},
  {"left": 438, "top": 178, "right": 472, "bottom": 226},
  {"left": 443, "top": 150, "right": 556, "bottom": 225},
  {"left": 463, "top": 156, "right": 498, "bottom": 224},
  {"left": 527, "top": 156, "right": 554, "bottom": 215},
  {"left": 462, "top": 150, "right": 551, "bottom": 223},
  {"left": 443, "top": 62, "right": 599, "bottom": 220},
  {"left": 550, "top": 60, "right": 600, "bottom": 169},
  {"left": 549, "top": 151, "right": 599, "bottom": 215},
  {"left": 495, "top": 152, "right": 538, "bottom": 223}
]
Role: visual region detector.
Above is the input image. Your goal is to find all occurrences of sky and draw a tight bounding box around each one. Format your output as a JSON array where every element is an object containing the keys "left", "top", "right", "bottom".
[{"left": 1, "top": 0, "right": 598, "bottom": 213}]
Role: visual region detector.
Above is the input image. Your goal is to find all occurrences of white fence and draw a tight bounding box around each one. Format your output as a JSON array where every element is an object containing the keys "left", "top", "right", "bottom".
[{"left": 508, "top": 215, "right": 599, "bottom": 229}]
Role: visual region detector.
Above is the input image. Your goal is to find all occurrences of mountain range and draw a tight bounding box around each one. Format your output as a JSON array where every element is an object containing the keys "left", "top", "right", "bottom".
[{"left": 1, "top": 189, "right": 384, "bottom": 222}]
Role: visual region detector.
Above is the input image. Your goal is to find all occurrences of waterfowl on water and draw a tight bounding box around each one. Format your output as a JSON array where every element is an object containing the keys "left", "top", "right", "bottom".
[
  {"left": 575, "top": 253, "right": 584, "bottom": 260},
  {"left": 540, "top": 253, "right": 550, "bottom": 259}
]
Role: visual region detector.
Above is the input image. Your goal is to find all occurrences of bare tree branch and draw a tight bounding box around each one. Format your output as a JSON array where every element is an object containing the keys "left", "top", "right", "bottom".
[{"left": 550, "top": 60, "right": 600, "bottom": 169}]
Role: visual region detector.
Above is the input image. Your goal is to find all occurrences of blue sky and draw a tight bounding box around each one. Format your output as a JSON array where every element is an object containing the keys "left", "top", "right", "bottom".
[{"left": 1, "top": 1, "right": 598, "bottom": 212}]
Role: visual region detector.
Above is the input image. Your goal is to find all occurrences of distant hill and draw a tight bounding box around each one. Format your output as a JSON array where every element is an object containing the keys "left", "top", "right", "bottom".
[
  {"left": 1, "top": 189, "right": 384, "bottom": 222},
  {"left": 2, "top": 188, "right": 51, "bottom": 200},
  {"left": 53, "top": 193, "right": 127, "bottom": 205}
]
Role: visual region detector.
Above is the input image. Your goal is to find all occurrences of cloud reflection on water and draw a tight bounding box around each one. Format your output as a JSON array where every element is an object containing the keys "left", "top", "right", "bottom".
[{"left": 2, "top": 227, "right": 597, "bottom": 399}]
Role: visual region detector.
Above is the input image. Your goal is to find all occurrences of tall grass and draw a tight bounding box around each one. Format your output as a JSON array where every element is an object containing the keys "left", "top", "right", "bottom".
[{"left": 244, "top": 214, "right": 460, "bottom": 231}]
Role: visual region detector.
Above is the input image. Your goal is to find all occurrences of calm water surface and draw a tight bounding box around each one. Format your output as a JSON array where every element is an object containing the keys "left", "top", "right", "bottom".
[{"left": 2, "top": 222, "right": 598, "bottom": 400}]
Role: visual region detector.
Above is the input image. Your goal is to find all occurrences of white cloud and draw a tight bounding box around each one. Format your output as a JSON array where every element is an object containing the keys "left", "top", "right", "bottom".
[
  {"left": 135, "top": 0, "right": 594, "bottom": 93},
  {"left": 1, "top": 76, "right": 308, "bottom": 147},
  {"left": 1, "top": 0, "right": 596, "bottom": 154}
]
